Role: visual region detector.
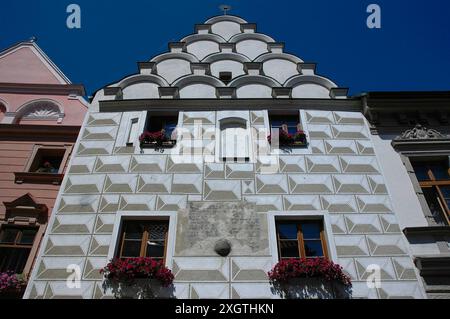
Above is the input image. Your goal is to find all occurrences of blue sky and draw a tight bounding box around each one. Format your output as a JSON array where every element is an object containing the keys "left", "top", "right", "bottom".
[{"left": 1, "top": 0, "right": 450, "bottom": 96}]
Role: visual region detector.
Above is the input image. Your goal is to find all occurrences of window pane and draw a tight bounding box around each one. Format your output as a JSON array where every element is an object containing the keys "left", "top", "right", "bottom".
[
  {"left": 279, "top": 240, "right": 300, "bottom": 258},
  {"left": 422, "top": 187, "right": 448, "bottom": 225},
  {"left": 19, "top": 229, "right": 37, "bottom": 245},
  {"left": 430, "top": 162, "right": 450, "bottom": 180},
  {"left": 412, "top": 164, "right": 431, "bottom": 181},
  {"left": 148, "top": 223, "right": 168, "bottom": 241},
  {"left": 440, "top": 186, "right": 450, "bottom": 209},
  {"left": 304, "top": 240, "right": 324, "bottom": 257},
  {"left": 277, "top": 224, "right": 298, "bottom": 240},
  {"left": 0, "top": 247, "right": 31, "bottom": 273},
  {"left": 269, "top": 115, "right": 299, "bottom": 134},
  {"left": 146, "top": 241, "right": 165, "bottom": 258},
  {"left": 301, "top": 223, "right": 322, "bottom": 240},
  {"left": 121, "top": 240, "right": 141, "bottom": 257},
  {"left": 124, "top": 223, "right": 144, "bottom": 240},
  {"left": 0, "top": 228, "right": 19, "bottom": 244}
]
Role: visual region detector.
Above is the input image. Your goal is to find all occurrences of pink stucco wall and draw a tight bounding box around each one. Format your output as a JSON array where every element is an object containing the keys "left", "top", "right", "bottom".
[
  {"left": 0, "top": 46, "right": 62, "bottom": 84},
  {"left": 0, "top": 93, "right": 87, "bottom": 126}
]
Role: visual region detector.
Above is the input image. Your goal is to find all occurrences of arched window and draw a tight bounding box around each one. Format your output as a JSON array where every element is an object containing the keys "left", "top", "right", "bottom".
[{"left": 220, "top": 118, "right": 250, "bottom": 162}]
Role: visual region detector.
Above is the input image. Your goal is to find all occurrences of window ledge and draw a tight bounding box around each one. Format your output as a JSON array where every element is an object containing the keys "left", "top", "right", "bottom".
[
  {"left": 403, "top": 226, "right": 450, "bottom": 237},
  {"left": 270, "top": 142, "right": 309, "bottom": 149},
  {"left": 140, "top": 140, "right": 177, "bottom": 149},
  {"left": 14, "top": 172, "right": 64, "bottom": 185}
]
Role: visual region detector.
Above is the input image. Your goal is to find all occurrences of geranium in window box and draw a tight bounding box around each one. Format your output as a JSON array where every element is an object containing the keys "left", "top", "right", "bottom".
[
  {"left": 0, "top": 272, "right": 27, "bottom": 299},
  {"left": 268, "top": 130, "right": 308, "bottom": 148},
  {"left": 139, "top": 130, "right": 177, "bottom": 149},
  {"left": 100, "top": 257, "right": 175, "bottom": 299},
  {"left": 268, "top": 258, "right": 352, "bottom": 299}
]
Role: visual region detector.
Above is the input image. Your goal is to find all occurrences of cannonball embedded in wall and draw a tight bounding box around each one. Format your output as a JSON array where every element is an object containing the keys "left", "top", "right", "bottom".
[{"left": 214, "top": 239, "right": 232, "bottom": 257}]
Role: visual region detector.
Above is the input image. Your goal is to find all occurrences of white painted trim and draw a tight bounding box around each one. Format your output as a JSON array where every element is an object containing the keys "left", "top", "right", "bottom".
[
  {"left": 266, "top": 210, "right": 339, "bottom": 265},
  {"left": 107, "top": 211, "right": 178, "bottom": 269}
]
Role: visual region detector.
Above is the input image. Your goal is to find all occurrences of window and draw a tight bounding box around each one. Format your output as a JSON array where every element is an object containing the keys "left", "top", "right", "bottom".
[
  {"left": 118, "top": 220, "right": 169, "bottom": 262},
  {"left": 269, "top": 112, "right": 301, "bottom": 135},
  {"left": 219, "top": 72, "right": 232, "bottom": 84},
  {"left": 0, "top": 226, "right": 38, "bottom": 273},
  {"left": 276, "top": 220, "right": 328, "bottom": 260},
  {"left": 145, "top": 114, "right": 178, "bottom": 140},
  {"left": 220, "top": 118, "right": 250, "bottom": 162},
  {"left": 411, "top": 157, "right": 450, "bottom": 225},
  {"left": 28, "top": 148, "right": 66, "bottom": 174}
]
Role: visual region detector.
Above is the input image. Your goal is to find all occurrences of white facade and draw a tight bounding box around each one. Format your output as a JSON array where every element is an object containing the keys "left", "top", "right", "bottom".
[{"left": 24, "top": 15, "right": 428, "bottom": 299}]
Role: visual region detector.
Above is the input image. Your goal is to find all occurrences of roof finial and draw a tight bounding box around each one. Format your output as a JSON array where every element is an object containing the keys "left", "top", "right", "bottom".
[
  {"left": 29, "top": 36, "right": 37, "bottom": 43},
  {"left": 219, "top": 4, "right": 232, "bottom": 15}
]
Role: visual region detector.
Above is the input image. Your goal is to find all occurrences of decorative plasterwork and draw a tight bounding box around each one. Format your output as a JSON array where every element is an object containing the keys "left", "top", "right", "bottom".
[
  {"left": 2, "top": 193, "right": 48, "bottom": 224},
  {"left": 22, "top": 102, "right": 60, "bottom": 119},
  {"left": 396, "top": 125, "right": 447, "bottom": 140}
]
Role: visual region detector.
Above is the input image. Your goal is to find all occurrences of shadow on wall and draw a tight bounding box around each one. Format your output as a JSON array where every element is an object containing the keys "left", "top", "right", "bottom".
[
  {"left": 102, "top": 279, "right": 176, "bottom": 299},
  {"left": 270, "top": 278, "right": 353, "bottom": 299}
]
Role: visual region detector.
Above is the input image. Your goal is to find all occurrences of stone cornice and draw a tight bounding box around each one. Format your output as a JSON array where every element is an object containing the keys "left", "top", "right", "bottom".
[
  {"left": 0, "top": 124, "right": 81, "bottom": 141},
  {"left": 99, "top": 98, "right": 361, "bottom": 113},
  {"left": 362, "top": 91, "right": 450, "bottom": 125},
  {"left": 0, "top": 82, "right": 85, "bottom": 96}
]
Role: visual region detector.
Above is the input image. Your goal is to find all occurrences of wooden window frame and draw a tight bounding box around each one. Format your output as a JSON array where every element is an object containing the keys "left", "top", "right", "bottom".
[
  {"left": 0, "top": 226, "right": 38, "bottom": 274},
  {"left": 412, "top": 159, "right": 450, "bottom": 225},
  {"left": 276, "top": 220, "right": 329, "bottom": 260},
  {"left": 118, "top": 220, "right": 169, "bottom": 264}
]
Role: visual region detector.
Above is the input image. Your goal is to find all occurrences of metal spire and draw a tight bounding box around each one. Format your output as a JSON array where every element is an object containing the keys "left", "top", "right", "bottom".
[{"left": 219, "top": 4, "right": 232, "bottom": 15}]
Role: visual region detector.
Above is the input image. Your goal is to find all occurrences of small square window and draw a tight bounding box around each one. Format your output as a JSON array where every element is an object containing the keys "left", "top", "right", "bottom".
[
  {"left": 219, "top": 72, "right": 232, "bottom": 84},
  {"left": 145, "top": 114, "right": 179, "bottom": 140},
  {"left": 118, "top": 220, "right": 169, "bottom": 263},
  {"left": 276, "top": 219, "right": 328, "bottom": 260},
  {"left": 28, "top": 148, "right": 66, "bottom": 174}
]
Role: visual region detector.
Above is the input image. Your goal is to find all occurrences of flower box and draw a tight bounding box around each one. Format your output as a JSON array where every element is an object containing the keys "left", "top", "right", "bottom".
[
  {"left": 268, "top": 130, "right": 308, "bottom": 148},
  {"left": 139, "top": 130, "right": 177, "bottom": 149},
  {"left": 100, "top": 257, "right": 174, "bottom": 299},
  {"left": 0, "top": 273, "right": 26, "bottom": 300},
  {"left": 268, "top": 258, "right": 352, "bottom": 299}
]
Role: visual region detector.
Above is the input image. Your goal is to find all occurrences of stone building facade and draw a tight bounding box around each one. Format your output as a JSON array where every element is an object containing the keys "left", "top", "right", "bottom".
[{"left": 23, "top": 14, "right": 444, "bottom": 299}]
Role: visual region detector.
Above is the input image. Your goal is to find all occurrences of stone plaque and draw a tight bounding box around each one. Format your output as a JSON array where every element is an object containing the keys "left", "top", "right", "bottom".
[{"left": 175, "top": 201, "right": 269, "bottom": 256}]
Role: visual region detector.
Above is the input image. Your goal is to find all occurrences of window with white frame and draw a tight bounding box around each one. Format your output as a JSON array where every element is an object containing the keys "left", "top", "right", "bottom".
[{"left": 220, "top": 118, "right": 250, "bottom": 162}]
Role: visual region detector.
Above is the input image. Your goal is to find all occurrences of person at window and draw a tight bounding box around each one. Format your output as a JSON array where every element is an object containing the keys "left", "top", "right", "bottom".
[{"left": 35, "top": 161, "right": 57, "bottom": 173}]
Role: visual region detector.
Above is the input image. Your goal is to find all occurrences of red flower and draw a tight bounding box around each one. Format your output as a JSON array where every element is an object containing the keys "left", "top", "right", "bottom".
[
  {"left": 268, "top": 258, "right": 352, "bottom": 287},
  {"left": 139, "top": 130, "right": 168, "bottom": 144},
  {"left": 100, "top": 258, "right": 174, "bottom": 287}
]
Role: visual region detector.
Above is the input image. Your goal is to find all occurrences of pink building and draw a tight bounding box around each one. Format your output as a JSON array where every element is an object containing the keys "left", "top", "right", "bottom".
[{"left": 0, "top": 40, "right": 87, "bottom": 297}]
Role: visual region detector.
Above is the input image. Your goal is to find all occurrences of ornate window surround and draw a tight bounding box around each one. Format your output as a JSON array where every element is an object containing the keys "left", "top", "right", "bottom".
[
  {"left": 391, "top": 124, "right": 450, "bottom": 226},
  {"left": 1, "top": 193, "right": 48, "bottom": 279}
]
